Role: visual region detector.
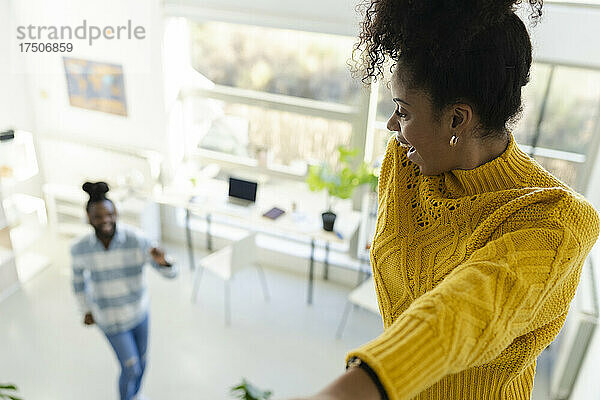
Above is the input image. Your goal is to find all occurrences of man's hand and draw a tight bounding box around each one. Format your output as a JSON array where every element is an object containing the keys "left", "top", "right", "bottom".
[
  {"left": 150, "top": 247, "right": 170, "bottom": 267},
  {"left": 84, "top": 312, "right": 95, "bottom": 326}
]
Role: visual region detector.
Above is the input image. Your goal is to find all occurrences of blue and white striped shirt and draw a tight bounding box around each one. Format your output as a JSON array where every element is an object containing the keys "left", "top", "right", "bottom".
[{"left": 71, "top": 224, "right": 177, "bottom": 334}]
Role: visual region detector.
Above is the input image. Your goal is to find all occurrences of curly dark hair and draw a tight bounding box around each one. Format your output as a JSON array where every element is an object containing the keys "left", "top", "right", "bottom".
[{"left": 353, "top": 0, "right": 544, "bottom": 136}]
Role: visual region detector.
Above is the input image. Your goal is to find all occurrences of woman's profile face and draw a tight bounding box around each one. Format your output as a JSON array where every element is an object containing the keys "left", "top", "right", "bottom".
[{"left": 387, "top": 68, "right": 456, "bottom": 176}]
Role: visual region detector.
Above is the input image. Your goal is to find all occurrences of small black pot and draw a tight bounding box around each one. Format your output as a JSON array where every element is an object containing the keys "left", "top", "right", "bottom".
[{"left": 322, "top": 211, "right": 337, "bottom": 232}]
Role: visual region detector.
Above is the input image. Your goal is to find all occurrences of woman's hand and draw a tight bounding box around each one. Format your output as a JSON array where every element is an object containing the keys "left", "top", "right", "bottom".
[{"left": 284, "top": 367, "right": 381, "bottom": 400}]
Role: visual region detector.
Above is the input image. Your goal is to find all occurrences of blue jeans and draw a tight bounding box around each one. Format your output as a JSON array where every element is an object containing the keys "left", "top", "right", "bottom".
[{"left": 105, "top": 315, "right": 149, "bottom": 400}]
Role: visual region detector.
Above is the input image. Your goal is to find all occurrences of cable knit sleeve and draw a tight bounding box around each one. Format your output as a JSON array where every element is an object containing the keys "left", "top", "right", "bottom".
[{"left": 346, "top": 199, "right": 600, "bottom": 400}]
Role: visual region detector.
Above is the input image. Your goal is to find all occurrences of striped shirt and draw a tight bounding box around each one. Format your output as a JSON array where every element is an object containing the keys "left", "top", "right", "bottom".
[{"left": 71, "top": 224, "right": 177, "bottom": 334}]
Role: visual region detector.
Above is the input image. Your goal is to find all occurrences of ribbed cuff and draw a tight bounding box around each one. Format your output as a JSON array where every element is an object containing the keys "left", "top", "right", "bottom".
[{"left": 346, "top": 316, "right": 447, "bottom": 400}]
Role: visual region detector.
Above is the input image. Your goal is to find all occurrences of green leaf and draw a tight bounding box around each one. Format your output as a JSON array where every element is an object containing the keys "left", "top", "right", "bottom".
[
  {"left": 305, "top": 146, "right": 378, "bottom": 203},
  {"left": 338, "top": 146, "right": 358, "bottom": 164},
  {"left": 0, "top": 386, "right": 17, "bottom": 391},
  {"left": 230, "top": 379, "right": 273, "bottom": 400}
]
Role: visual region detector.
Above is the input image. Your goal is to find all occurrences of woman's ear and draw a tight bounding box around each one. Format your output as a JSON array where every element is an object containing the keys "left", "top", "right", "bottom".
[{"left": 450, "top": 103, "right": 473, "bottom": 133}]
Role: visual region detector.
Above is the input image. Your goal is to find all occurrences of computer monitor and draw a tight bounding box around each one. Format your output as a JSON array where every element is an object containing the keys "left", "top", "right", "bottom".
[{"left": 228, "top": 177, "right": 257, "bottom": 204}]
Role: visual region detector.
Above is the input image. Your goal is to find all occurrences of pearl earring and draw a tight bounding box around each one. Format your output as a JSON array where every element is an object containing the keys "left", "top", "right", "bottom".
[{"left": 450, "top": 135, "right": 458, "bottom": 147}]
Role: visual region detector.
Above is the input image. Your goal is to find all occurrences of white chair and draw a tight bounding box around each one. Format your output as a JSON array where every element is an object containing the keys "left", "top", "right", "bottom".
[
  {"left": 191, "top": 232, "right": 269, "bottom": 325},
  {"left": 336, "top": 277, "right": 380, "bottom": 338}
]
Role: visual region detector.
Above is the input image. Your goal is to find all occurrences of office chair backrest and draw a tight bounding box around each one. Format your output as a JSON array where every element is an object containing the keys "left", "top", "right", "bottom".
[{"left": 231, "top": 232, "right": 257, "bottom": 274}]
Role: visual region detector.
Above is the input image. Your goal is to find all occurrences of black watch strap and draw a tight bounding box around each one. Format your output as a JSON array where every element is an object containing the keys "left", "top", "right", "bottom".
[{"left": 346, "top": 357, "right": 389, "bottom": 400}]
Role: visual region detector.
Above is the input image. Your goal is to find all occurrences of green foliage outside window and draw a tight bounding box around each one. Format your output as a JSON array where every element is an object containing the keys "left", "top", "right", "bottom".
[{"left": 190, "top": 22, "right": 362, "bottom": 105}]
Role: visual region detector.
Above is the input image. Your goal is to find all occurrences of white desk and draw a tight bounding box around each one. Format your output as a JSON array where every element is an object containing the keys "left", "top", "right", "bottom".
[{"left": 153, "top": 179, "right": 361, "bottom": 305}]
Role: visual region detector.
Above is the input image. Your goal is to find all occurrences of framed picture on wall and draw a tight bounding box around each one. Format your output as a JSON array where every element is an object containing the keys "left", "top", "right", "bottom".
[{"left": 63, "top": 57, "right": 128, "bottom": 116}]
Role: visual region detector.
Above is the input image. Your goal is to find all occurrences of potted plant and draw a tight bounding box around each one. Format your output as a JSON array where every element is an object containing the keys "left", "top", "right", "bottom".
[
  {"left": 306, "top": 146, "right": 377, "bottom": 232},
  {"left": 0, "top": 383, "right": 22, "bottom": 400},
  {"left": 230, "top": 379, "right": 273, "bottom": 400}
]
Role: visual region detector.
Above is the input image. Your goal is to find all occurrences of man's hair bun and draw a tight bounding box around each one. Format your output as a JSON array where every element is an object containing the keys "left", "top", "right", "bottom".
[{"left": 82, "top": 181, "right": 110, "bottom": 202}]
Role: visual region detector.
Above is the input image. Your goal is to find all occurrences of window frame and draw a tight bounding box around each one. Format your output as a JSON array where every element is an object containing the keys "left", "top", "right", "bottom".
[
  {"left": 179, "top": 20, "right": 376, "bottom": 186},
  {"left": 177, "top": 20, "right": 600, "bottom": 197}
]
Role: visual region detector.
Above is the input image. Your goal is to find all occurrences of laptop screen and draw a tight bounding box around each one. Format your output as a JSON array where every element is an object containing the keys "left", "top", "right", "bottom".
[{"left": 228, "top": 177, "right": 257, "bottom": 203}]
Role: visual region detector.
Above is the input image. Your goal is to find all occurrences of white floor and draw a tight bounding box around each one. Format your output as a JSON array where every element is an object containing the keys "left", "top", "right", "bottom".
[{"left": 0, "top": 236, "right": 552, "bottom": 400}]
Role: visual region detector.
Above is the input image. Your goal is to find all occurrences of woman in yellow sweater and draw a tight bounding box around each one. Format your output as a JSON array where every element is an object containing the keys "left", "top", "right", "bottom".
[{"left": 290, "top": 0, "right": 600, "bottom": 399}]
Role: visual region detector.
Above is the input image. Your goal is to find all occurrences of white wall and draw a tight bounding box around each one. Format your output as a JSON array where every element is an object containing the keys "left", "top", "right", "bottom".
[
  {"left": 9, "top": 0, "right": 168, "bottom": 153},
  {"left": 164, "top": 0, "right": 361, "bottom": 37},
  {"left": 0, "top": 1, "right": 44, "bottom": 197},
  {"left": 0, "top": 1, "right": 33, "bottom": 132}
]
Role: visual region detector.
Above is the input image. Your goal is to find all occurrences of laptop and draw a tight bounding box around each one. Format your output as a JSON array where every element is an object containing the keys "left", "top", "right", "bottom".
[{"left": 228, "top": 177, "right": 258, "bottom": 206}]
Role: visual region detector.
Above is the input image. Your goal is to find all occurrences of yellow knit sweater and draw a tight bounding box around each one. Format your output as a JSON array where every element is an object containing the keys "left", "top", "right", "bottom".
[{"left": 347, "top": 133, "right": 600, "bottom": 399}]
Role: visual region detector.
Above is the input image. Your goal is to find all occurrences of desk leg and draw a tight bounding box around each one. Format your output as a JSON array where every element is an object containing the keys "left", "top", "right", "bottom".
[
  {"left": 206, "top": 213, "right": 213, "bottom": 251},
  {"left": 308, "top": 239, "right": 315, "bottom": 305},
  {"left": 323, "top": 242, "right": 330, "bottom": 280},
  {"left": 357, "top": 260, "right": 366, "bottom": 285},
  {"left": 357, "top": 257, "right": 371, "bottom": 285},
  {"left": 185, "top": 209, "right": 196, "bottom": 271}
]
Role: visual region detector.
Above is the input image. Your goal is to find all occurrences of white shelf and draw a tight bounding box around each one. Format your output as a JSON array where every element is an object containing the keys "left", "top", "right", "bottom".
[
  {"left": 0, "top": 132, "right": 50, "bottom": 292},
  {"left": 0, "top": 246, "right": 15, "bottom": 267},
  {"left": 8, "top": 193, "right": 46, "bottom": 215},
  {"left": 0, "top": 130, "right": 39, "bottom": 185},
  {"left": 0, "top": 203, "right": 7, "bottom": 229},
  {"left": 0, "top": 221, "right": 18, "bottom": 302},
  {"left": 57, "top": 223, "right": 92, "bottom": 238},
  {"left": 2, "top": 194, "right": 47, "bottom": 228},
  {"left": 56, "top": 204, "right": 86, "bottom": 219},
  {"left": 15, "top": 252, "right": 50, "bottom": 283},
  {"left": 10, "top": 224, "right": 45, "bottom": 255},
  {"left": 43, "top": 183, "right": 87, "bottom": 203}
]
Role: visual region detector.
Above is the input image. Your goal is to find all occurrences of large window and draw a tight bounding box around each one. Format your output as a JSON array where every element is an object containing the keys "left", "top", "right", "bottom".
[
  {"left": 182, "top": 21, "right": 367, "bottom": 176},
  {"left": 190, "top": 22, "right": 362, "bottom": 105},
  {"left": 180, "top": 19, "right": 600, "bottom": 192},
  {"left": 513, "top": 64, "right": 600, "bottom": 190},
  {"left": 191, "top": 100, "right": 352, "bottom": 171},
  {"left": 521, "top": 65, "right": 600, "bottom": 154}
]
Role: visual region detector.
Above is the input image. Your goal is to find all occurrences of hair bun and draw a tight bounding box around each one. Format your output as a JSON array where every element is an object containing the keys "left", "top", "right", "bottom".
[
  {"left": 415, "top": 0, "right": 542, "bottom": 50},
  {"left": 82, "top": 181, "right": 110, "bottom": 201},
  {"left": 354, "top": 0, "right": 542, "bottom": 76}
]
